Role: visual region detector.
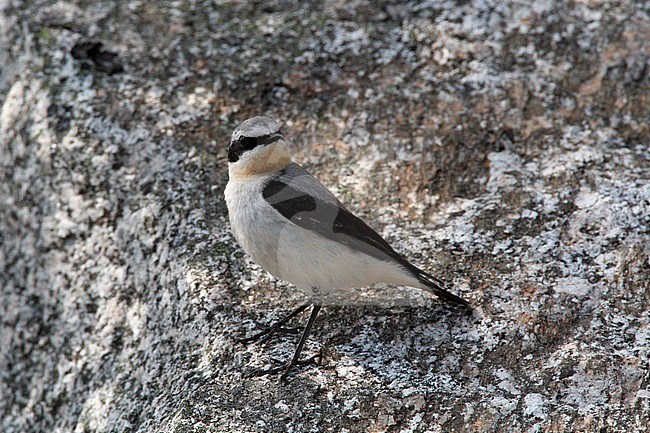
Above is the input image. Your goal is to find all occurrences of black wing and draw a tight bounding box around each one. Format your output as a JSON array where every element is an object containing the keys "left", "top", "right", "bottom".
[{"left": 262, "top": 178, "right": 470, "bottom": 307}]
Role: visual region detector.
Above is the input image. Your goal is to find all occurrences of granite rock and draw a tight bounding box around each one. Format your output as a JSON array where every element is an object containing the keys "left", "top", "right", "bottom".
[{"left": 1, "top": 0, "right": 648, "bottom": 432}]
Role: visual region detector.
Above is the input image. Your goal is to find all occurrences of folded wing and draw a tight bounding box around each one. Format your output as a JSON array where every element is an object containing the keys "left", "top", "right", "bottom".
[{"left": 262, "top": 163, "right": 470, "bottom": 307}]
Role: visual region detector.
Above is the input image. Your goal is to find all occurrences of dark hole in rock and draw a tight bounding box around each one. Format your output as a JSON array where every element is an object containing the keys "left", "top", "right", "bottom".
[{"left": 71, "top": 41, "right": 124, "bottom": 75}]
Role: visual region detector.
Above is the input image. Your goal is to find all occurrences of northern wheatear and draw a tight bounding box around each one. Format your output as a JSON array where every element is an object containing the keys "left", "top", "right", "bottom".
[{"left": 224, "top": 116, "right": 470, "bottom": 377}]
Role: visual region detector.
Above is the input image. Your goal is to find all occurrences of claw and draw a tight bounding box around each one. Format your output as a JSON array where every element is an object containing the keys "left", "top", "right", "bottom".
[{"left": 244, "top": 354, "right": 322, "bottom": 381}]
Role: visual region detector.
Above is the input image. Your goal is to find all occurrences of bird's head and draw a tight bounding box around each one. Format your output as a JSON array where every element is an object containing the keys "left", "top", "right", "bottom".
[{"left": 228, "top": 116, "right": 292, "bottom": 180}]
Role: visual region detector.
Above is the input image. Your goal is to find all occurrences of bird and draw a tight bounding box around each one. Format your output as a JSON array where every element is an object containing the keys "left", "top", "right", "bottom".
[{"left": 224, "top": 116, "right": 471, "bottom": 378}]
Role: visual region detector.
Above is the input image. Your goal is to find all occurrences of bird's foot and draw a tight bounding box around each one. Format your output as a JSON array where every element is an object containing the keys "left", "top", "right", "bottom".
[
  {"left": 243, "top": 353, "right": 323, "bottom": 381},
  {"left": 236, "top": 303, "right": 311, "bottom": 345},
  {"left": 237, "top": 325, "right": 302, "bottom": 344}
]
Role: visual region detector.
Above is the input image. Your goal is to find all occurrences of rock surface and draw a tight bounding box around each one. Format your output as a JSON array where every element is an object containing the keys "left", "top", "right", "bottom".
[{"left": 1, "top": 0, "right": 648, "bottom": 432}]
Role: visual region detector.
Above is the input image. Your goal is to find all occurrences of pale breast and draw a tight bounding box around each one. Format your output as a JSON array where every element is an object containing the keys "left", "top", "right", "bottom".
[{"left": 225, "top": 176, "right": 287, "bottom": 277}]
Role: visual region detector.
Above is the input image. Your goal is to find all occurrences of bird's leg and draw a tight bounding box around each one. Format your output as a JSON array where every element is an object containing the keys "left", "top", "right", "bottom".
[
  {"left": 280, "top": 304, "right": 322, "bottom": 380},
  {"left": 243, "top": 304, "right": 323, "bottom": 380},
  {"left": 238, "top": 302, "right": 310, "bottom": 344}
]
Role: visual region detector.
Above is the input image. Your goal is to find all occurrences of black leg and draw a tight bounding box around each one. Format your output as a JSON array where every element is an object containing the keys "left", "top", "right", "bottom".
[
  {"left": 238, "top": 303, "right": 310, "bottom": 344},
  {"left": 281, "top": 304, "right": 322, "bottom": 380},
  {"left": 242, "top": 303, "right": 324, "bottom": 380}
]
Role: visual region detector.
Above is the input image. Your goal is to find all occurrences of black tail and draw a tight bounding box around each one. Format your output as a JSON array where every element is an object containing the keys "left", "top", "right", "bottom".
[{"left": 407, "top": 264, "right": 471, "bottom": 309}]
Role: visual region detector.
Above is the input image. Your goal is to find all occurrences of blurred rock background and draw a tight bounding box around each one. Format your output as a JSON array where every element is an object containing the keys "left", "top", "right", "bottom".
[{"left": 0, "top": 0, "right": 648, "bottom": 431}]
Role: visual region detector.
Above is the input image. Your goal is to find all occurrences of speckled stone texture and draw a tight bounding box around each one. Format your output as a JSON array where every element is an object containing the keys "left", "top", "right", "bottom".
[{"left": 1, "top": 0, "right": 648, "bottom": 432}]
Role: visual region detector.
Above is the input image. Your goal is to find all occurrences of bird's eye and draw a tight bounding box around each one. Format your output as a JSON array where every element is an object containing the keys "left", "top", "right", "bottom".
[{"left": 239, "top": 136, "right": 257, "bottom": 150}]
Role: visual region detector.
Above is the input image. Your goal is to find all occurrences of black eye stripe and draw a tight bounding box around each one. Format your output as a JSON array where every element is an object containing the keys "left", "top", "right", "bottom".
[
  {"left": 244, "top": 132, "right": 282, "bottom": 146},
  {"left": 259, "top": 133, "right": 282, "bottom": 146},
  {"left": 228, "top": 130, "right": 283, "bottom": 163}
]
